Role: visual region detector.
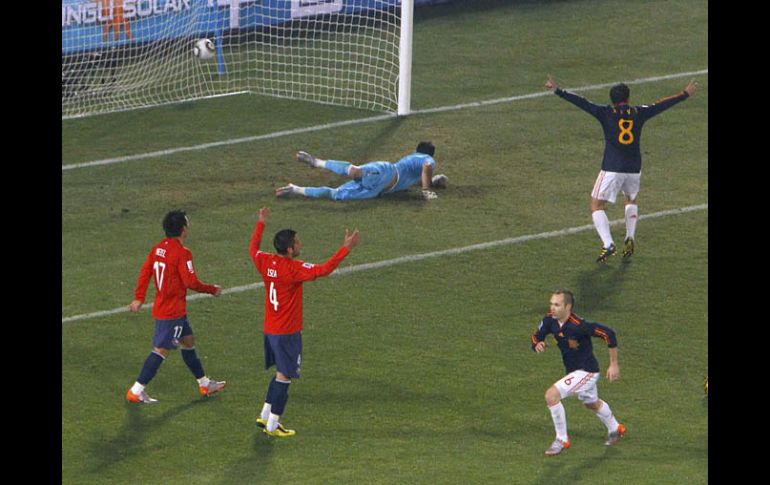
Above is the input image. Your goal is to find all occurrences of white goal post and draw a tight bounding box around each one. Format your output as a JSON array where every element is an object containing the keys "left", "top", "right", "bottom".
[{"left": 61, "top": 0, "right": 414, "bottom": 119}]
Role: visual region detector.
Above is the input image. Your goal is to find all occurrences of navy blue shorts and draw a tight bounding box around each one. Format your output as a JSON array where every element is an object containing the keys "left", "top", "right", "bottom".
[
  {"left": 152, "top": 316, "right": 193, "bottom": 349},
  {"left": 264, "top": 332, "right": 302, "bottom": 379}
]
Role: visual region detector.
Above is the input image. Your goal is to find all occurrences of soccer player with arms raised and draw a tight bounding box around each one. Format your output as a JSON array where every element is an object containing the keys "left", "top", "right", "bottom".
[
  {"left": 531, "top": 290, "right": 625, "bottom": 456},
  {"left": 545, "top": 76, "right": 697, "bottom": 262},
  {"left": 250, "top": 207, "right": 360, "bottom": 437}
]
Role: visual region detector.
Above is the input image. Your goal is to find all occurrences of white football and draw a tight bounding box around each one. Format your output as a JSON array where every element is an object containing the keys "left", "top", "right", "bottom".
[{"left": 193, "top": 39, "right": 215, "bottom": 60}]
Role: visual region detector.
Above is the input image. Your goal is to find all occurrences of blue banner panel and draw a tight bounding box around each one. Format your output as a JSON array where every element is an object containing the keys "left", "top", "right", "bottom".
[{"left": 62, "top": 0, "right": 400, "bottom": 55}]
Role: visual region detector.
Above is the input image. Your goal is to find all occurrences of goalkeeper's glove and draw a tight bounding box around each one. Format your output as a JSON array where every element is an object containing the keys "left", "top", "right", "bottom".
[{"left": 422, "top": 189, "right": 438, "bottom": 200}]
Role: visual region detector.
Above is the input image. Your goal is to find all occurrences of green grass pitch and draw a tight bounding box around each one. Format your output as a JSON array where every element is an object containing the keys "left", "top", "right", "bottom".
[{"left": 62, "top": 0, "right": 708, "bottom": 483}]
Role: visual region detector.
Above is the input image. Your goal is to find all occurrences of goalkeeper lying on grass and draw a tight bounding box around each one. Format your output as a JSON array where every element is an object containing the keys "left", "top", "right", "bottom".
[{"left": 276, "top": 141, "right": 447, "bottom": 201}]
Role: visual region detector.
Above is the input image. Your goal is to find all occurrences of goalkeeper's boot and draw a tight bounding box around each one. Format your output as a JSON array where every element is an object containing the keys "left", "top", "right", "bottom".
[
  {"left": 622, "top": 237, "right": 635, "bottom": 259},
  {"left": 275, "top": 184, "right": 298, "bottom": 198},
  {"left": 125, "top": 388, "right": 158, "bottom": 404},
  {"left": 263, "top": 422, "right": 296, "bottom": 437},
  {"left": 604, "top": 423, "right": 626, "bottom": 446},
  {"left": 296, "top": 151, "right": 320, "bottom": 168},
  {"left": 255, "top": 418, "right": 267, "bottom": 429},
  {"left": 544, "top": 438, "right": 570, "bottom": 456},
  {"left": 431, "top": 174, "right": 448, "bottom": 189},
  {"left": 596, "top": 243, "right": 616, "bottom": 263},
  {"left": 199, "top": 379, "right": 226, "bottom": 397}
]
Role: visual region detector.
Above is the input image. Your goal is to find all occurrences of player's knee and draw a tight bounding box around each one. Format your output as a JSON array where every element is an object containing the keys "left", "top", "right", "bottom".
[
  {"left": 276, "top": 372, "right": 291, "bottom": 383},
  {"left": 545, "top": 386, "right": 560, "bottom": 405},
  {"left": 153, "top": 347, "right": 170, "bottom": 358},
  {"left": 583, "top": 400, "right": 601, "bottom": 411}
]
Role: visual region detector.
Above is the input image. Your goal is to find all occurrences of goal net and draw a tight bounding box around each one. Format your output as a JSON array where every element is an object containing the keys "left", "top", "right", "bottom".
[{"left": 61, "top": 0, "right": 410, "bottom": 119}]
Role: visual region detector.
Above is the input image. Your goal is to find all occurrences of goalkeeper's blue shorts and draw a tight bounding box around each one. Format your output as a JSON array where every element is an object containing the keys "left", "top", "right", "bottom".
[{"left": 331, "top": 161, "right": 398, "bottom": 200}]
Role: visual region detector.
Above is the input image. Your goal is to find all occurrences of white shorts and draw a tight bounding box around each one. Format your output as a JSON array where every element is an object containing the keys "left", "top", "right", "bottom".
[
  {"left": 591, "top": 170, "right": 641, "bottom": 203},
  {"left": 553, "top": 370, "right": 600, "bottom": 404}
]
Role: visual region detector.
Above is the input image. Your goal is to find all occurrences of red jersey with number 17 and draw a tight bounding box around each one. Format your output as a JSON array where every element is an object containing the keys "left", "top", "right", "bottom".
[
  {"left": 250, "top": 221, "right": 350, "bottom": 334},
  {"left": 134, "top": 237, "right": 219, "bottom": 320}
]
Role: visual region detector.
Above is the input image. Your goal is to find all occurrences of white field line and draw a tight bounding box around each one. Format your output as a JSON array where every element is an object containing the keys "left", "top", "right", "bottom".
[
  {"left": 61, "top": 69, "right": 708, "bottom": 171},
  {"left": 61, "top": 203, "right": 707, "bottom": 323}
]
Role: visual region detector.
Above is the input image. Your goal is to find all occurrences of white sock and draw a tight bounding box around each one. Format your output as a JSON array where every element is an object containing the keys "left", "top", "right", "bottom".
[
  {"left": 130, "top": 382, "right": 145, "bottom": 395},
  {"left": 197, "top": 376, "right": 210, "bottom": 388},
  {"left": 624, "top": 204, "right": 638, "bottom": 240},
  {"left": 260, "top": 403, "right": 272, "bottom": 421},
  {"left": 592, "top": 210, "right": 614, "bottom": 248},
  {"left": 266, "top": 412, "right": 281, "bottom": 432},
  {"left": 316, "top": 159, "right": 327, "bottom": 169},
  {"left": 592, "top": 400, "right": 619, "bottom": 432},
  {"left": 548, "top": 401, "right": 569, "bottom": 442}
]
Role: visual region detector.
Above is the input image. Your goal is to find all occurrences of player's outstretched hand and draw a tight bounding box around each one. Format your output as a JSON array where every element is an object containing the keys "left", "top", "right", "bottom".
[
  {"left": 343, "top": 228, "right": 360, "bottom": 250},
  {"left": 422, "top": 189, "right": 438, "bottom": 200},
  {"left": 544, "top": 75, "right": 558, "bottom": 91},
  {"left": 685, "top": 79, "right": 698, "bottom": 97},
  {"left": 258, "top": 207, "right": 271, "bottom": 222}
]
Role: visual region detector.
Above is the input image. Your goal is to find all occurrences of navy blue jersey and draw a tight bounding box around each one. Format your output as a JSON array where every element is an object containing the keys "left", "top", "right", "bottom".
[
  {"left": 554, "top": 88, "right": 689, "bottom": 173},
  {"left": 531, "top": 312, "right": 617, "bottom": 373}
]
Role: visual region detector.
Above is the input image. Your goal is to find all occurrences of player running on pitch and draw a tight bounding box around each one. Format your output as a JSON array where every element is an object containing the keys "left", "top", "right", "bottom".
[{"left": 531, "top": 290, "right": 626, "bottom": 456}]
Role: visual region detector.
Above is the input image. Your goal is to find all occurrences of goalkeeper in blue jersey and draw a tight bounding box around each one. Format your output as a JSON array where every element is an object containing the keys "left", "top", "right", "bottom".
[{"left": 275, "top": 141, "right": 448, "bottom": 201}]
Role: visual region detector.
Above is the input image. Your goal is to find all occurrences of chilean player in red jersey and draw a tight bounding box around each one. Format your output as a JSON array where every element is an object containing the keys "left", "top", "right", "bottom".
[
  {"left": 250, "top": 207, "right": 360, "bottom": 437},
  {"left": 125, "top": 210, "right": 225, "bottom": 404}
]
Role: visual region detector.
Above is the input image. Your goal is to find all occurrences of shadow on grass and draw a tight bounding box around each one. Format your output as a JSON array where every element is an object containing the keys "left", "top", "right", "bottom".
[
  {"left": 87, "top": 398, "right": 207, "bottom": 474},
  {"left": 532, "top": 445, "right": 616, "bottom": 485},
  {"left": 574, "top": 260, "right": 631, "bottom": 316},
  {"left": 215, "top": 433, "right": 277, "bottom": 485}
]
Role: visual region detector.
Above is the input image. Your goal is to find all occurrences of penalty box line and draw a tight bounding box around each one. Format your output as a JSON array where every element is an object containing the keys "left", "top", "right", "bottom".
[{"left": 61, "top": 203, "right": 707, "bottom": 324}]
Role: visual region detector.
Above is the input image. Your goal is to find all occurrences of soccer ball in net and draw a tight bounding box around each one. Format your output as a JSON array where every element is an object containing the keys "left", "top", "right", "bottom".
[{"left": 193, "top": 39, "right": 215, "bottom": 60}]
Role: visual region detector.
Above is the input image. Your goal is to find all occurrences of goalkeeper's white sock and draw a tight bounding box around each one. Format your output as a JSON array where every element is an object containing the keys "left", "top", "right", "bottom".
[
  {"left": 591, "top": 210, "right": 614, "bottom": 248},
  {"left": 548, "top": 401, "right": 569, "bottom": 442},
  {"left": 591, "top": 400, "right": 619, "bottom": 432},
  {"left": 624, "top": 204, "right": 638, "bottom": 240}
]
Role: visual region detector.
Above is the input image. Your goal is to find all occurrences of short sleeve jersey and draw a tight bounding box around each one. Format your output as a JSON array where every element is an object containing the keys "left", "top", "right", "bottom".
[{"left": 531, "top": 312, "right": 618, "bottom": 373}]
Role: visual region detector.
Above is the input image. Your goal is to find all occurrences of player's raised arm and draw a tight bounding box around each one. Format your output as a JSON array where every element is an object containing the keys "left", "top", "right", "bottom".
[
  {"left": 343, "top": 228, "right": 360, "bottom": 250},
  {"left": 684, "top": 79, "right": 698, "bottom": 97}
]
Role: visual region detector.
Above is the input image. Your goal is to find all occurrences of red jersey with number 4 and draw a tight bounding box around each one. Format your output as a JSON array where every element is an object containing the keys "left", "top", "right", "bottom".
[
  {"left": 134, "top": 237, "right": 219, "bottom": 320},
  {"left": 250, "top": 221, "right": 350, "bottom": 334}
]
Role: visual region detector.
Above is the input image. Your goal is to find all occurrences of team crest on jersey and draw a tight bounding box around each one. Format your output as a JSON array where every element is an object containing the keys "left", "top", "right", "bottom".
[{"left": 567, "top": 339, "right": 579, "bottom": 349}]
